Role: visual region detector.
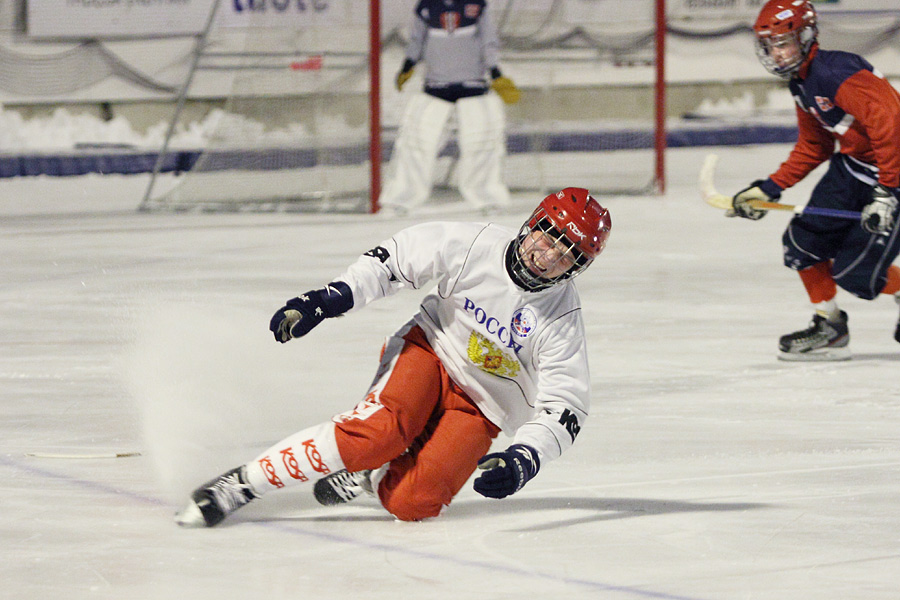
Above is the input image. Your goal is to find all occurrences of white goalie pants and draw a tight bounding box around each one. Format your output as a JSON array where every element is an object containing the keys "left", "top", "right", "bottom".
[{"left": 379, "top": 92, "right": 511, "bottom": 211}]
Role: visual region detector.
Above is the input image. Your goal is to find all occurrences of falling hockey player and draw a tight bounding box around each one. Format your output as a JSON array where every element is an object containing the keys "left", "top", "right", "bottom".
[
  {"left": 175, "top": 188, "right": 611, "bottom": 527},
  {"left": 726, "top": 0, "right": 900, "bottom": 361}
]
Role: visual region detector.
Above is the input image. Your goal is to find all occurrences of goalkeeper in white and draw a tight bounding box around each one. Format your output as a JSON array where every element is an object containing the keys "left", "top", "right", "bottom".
[
  {"left": 176, "top": 188, "right": 611, "bottom": 526},
  {"left": 379, "top": 0, "right": 520, "bottom": 215}
]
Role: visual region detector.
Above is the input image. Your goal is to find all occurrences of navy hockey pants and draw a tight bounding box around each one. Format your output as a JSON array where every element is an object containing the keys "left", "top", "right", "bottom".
[{"left": 782, "top": 154, "right": 900, "bottom": 300}]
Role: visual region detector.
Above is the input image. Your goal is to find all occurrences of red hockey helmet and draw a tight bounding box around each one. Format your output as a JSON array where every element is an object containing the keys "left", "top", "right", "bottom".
[
  {"left": 753, "top": 0, "right": 818, "bottom": 78},
  {"left": 508, "top": 187, "right": 611, "bottom": 291}
]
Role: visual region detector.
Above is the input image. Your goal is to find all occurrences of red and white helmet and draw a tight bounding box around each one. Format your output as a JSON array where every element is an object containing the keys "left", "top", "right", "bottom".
[
  {"left": 753, "top": 0, "right": 818, "bottom": 78},
  {"left": 508, "top": 187, "right": 611, "bottom": 292}
]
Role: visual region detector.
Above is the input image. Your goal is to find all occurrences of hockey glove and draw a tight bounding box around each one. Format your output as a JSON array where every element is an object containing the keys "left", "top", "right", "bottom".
[
  {"left": 861, "top": 184, "right": 899, "bottom": 235},
  {"left": 473, "top": 444, "right": 540, "bottom": 499},
  {"left": 491, "top": 76, "right": 521, "bottom": 105},
  {"left": 727, "top": 180, "right": 779, "bottom": 220},
  {"left": 396, "top": 60, "right": 415, "bottom": 91},
  {"left": 269, "top": 281, "right": 354, "bottom": 343}
]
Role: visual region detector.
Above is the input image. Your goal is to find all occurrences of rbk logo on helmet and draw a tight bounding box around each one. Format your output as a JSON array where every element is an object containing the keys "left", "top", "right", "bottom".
[{"left": 567, "top": 222, "right": 587, "bottom": 240}]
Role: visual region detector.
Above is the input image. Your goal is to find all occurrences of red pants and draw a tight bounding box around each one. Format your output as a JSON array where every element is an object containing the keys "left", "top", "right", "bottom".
[{"left": 333, "top": 324, "right": 500, "bottom": 521}]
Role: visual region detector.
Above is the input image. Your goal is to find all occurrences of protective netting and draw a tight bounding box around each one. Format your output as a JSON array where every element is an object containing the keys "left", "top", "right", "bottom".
[
  {"left": 0, "top": 42, "right": 175, "bottom": 96},
  {"left": 3, "top": 0, "right": 898, "bottom": 211},
  {"left": 3, "top": 1, "right": 898, "bottom": 97},
  {"left": 142, "top": 2, "right": 375, "bottom": 212},
  {"left": 141, "top": 0, "right": 666, "bottom": 212}
]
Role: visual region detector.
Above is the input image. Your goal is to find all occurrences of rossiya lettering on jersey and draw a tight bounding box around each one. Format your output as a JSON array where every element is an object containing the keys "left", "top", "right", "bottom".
[{"left": 463, "top": 298, "right": 539, "bottom": 355}]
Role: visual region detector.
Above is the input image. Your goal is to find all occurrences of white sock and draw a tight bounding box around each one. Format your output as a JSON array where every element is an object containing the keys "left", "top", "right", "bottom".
[
  {"left": 813, "top": 299, "right": 840, "bottom": 320},
  {"left": 244, "top": 422, "right": 345, "bottom": 495}
]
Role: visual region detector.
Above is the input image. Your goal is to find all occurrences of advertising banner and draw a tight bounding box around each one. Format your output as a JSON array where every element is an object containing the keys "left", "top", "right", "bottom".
[
  {"left": 25, "top": 0, "right": 899, "bottom": 40},
  {"left": 26, "top": 0, "right": 340, "bottom": 39},
  {"left": 670, "top": 0, "right": 900, "bottom": 20}
]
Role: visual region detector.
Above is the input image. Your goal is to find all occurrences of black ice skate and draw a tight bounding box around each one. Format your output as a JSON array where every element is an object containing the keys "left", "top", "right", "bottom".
[
  {"left": 778, "top": 310, "right": 850, "bottom": 361},
  {"left": 175, "top": 466, "right": 259, "bottom": 528},
  {"left": 894, "top": 295, "right": 900, "bottom": 344},
  {"left": 314, "top": 469, "right": 373, "bottom": 506}
]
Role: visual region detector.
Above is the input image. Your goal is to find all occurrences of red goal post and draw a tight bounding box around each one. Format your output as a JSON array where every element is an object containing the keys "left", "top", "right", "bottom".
[{"left": 141, "top": 0, "right": 668, "bottom": 214}]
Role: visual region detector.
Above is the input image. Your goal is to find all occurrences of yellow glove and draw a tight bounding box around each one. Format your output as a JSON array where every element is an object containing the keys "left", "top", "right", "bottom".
[
  {"left": 491, "top": 76, "right": 521, "bottom": 104},
  {"left": 396, "top": 68, "right": 414, "bottom": 91}
]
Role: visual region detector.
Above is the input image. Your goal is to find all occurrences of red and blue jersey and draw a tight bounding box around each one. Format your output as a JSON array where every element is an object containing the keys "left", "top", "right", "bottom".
[{"left": 770, "top": 46, "right": 900, "bottom": 190}]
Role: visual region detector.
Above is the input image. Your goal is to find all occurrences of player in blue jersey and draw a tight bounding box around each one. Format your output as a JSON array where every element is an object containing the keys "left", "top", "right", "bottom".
[
  {"left": 378, "top": 0, "right": 520, "bottom": 215},
  {"left": 727, "top": 0, "right": 900, "bottom": 361}
]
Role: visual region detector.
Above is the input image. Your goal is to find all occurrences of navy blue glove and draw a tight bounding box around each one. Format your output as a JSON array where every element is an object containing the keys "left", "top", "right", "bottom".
[
  {"left": 473, "top": 444, "right": 540, "bottom": 499},
  {"left": 269, "top": 281, "right": 353, "bottom": 343}
]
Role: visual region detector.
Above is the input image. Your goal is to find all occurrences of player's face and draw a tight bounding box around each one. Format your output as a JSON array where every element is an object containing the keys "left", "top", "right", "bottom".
[
  {"left": 763, "top": 33, "right": 801, "bottom": 69},
  {"left": 518, "top": 230, "right": 576, "bottom": 280}
]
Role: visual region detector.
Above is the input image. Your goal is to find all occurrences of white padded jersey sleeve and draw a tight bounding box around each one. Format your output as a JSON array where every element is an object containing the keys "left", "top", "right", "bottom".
[
  {"left": 511, "top": 309, "right": 590, "bottom": 463},
  {"left": 334, "top": 221, "right": 485, "bottom": 311}
]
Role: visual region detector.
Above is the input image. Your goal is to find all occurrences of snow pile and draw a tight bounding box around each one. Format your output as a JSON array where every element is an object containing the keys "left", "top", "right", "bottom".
[
  {"left": 691, "top": 89, "right": 797, "bottom": 119},
  {"left": 0, "top": 107, "right": 366, "bottom": 152},
  {"left": 0, "top": 109, "right": 151, "bottom": 150}
]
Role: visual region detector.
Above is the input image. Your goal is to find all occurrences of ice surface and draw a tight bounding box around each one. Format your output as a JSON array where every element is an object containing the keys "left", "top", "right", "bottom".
[{"left": 1, "top": 145, "right": 899, "bottom": 600}]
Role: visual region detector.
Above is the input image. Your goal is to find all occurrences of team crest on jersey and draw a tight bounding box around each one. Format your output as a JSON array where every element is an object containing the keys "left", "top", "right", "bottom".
[
  {"left": 440, "top": 12, "right": 460, "bottom": 32},
  {"left": 511, "top": 308, "right": 537, "bottom": 338},
  {"left": 467, "top": 331, "right": 521, "bottom": 378},
  {"left": 815, "top": 96, "right": 834, "bottom": 112},
  {"left": 464, "top": 4, "right": 480, "bottom": 18}
]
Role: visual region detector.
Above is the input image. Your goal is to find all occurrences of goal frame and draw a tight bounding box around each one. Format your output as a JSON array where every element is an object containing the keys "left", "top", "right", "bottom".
[
  {"left": 369, "top": 0, "right": 667, "bottom": 210},
  {"left": 141, "top": 0, "right": 667, "bottom": 214}
]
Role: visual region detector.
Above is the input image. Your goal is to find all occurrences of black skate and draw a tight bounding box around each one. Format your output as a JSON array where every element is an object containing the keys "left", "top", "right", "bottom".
[
  {"left": 895, "top": 295, "right": 900, "bottom": 344},
  {"left": 314, "top": 469, "right": 373, "bottom": 506},
  {"left": 175, "top": 466, "right": 259, "bottom": 528},
  {"left": 778, "top": 310, "right": 850, "bottom": 361}
]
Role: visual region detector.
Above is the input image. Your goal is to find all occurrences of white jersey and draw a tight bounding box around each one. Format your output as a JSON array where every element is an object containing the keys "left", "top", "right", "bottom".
[{"left": 335, "top": 221, "right": 590, "bottom": 463}]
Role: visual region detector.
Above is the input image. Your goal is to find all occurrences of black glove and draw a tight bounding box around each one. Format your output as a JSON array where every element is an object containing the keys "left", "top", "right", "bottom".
[
  {"left": 269, "top": 281, "right": 353, "bottom": 343},
  {"left": 473, "top": 444, "right": 540, "bottom": 499},
  {"left": 727, "top": 179, "right": 776, "bottom": 220},
  {"left": 861, "top": 184, "right": 899, "bottom": 235}
]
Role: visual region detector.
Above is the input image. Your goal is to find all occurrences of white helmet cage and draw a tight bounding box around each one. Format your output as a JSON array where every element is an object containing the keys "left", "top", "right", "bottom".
[
  {"left": 507, "top": 206, "right": 593, "bottom": 292},
  {"left": 755, "top": 28, "right": 817, "bottom": 78}
]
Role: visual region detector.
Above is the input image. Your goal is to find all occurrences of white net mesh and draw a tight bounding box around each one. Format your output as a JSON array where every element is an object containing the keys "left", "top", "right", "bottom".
[
  {"left": 139, "top": 0, "right": 664, "bottom": 212},
  {"left": 142, "top": 1, "right": 372, "bottom": 212}
]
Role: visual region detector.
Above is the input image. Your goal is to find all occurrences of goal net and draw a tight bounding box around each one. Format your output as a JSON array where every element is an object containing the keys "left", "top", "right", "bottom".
[
  {"left": 141, "top": 0, "right": 664, "bottom": 213},
  {"left": 141, "top": 0, "right": 375, "bottom": 212}
]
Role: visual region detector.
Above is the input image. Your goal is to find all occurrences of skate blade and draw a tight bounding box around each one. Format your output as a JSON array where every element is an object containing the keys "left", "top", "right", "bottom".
[
  {"left": 174, "top": 501, "right": 208, "bottom": 528},
  {"left": 777, "top": 346, "right": 851, "bottom": 362}
]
